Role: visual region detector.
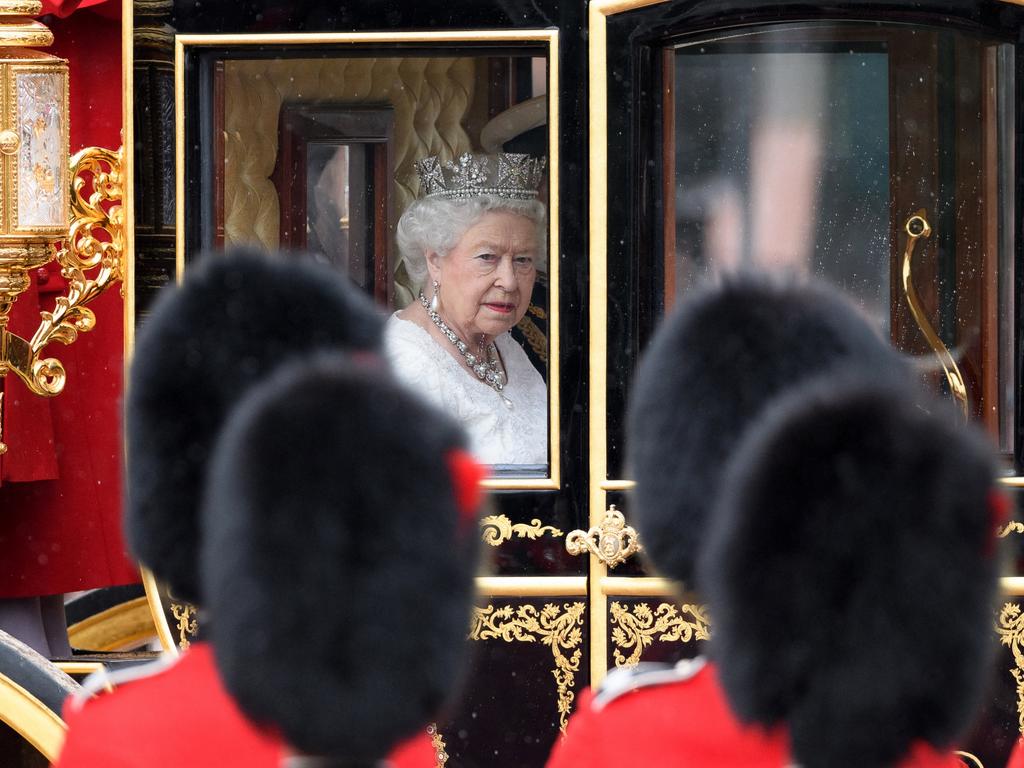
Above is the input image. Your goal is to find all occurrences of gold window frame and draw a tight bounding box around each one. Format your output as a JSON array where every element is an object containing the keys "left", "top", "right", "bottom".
[{"left": 172, "top": 30, "right": 562, "bottom": 492}]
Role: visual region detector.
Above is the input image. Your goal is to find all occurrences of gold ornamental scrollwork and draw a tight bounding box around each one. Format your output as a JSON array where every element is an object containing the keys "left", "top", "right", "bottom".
[
  {"left": 480, "top": 514, "right": 563, "bottom": 547},
  {"left": 565, "top": 505, "right": 642, "bottom": 568},
  {"left": 997, "top": 601, "right": 1024, "bottom": 735},
  {"left": 7, "top": 144, "right": 123, "bottom": 398},
  {"left": 609, "top": 601, "right": 710, "bottom": 667},
  {"left": 901, "top": 210, "right": 969, "bottom": 419},
  {"left": 469, "top": 602, "right": 585, "bottom": 732},
  {"left": 170, "top": 602, "right": 198, "bottom": 650},
  {"left": 1000, "top": 522, "right": 1024, "bottom": 539}
]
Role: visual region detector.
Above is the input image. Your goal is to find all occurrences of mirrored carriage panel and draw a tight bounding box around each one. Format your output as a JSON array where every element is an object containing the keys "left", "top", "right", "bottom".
[{"left": 603, "top": 16, "right": 1019, "bottom": 478}]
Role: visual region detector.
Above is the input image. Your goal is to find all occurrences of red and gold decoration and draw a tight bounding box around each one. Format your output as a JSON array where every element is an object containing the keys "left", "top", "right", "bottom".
[{"left": 0, "top": 0, "right": 121, "bottom": 455}]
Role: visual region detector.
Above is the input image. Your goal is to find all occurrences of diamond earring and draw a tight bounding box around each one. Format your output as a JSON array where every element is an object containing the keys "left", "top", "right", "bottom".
[{"left": 430, "top": 280, "right": 441, "bottom": 312}]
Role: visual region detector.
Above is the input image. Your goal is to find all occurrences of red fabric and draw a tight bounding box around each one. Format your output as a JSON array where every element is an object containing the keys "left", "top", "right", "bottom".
[
  {"left": 546, "top": 660, "right": 963, "bottom": 768},
  {"left": 1007, "top": 738, "right": 1024, "bottom": 768},
  {"left": 388, "top": 731, "right": 441, "bottom": 768},
  {"left": 54, "top": 642, "right": 447, "bottom": 768},
  {"left": 0, "top": 1, "right": 137, "bottom": 595},
  {"left": 445, "top": 449, "right": 485, "bottom": 529},
  {"left": 53, "top": 643, "right": 285, "bottom": 768}
]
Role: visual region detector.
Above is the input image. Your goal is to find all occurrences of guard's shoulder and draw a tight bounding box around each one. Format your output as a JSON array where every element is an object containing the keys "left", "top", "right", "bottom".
[
  {"left": 592, "top": 656, "right": 706, "bottom": 710},
  {"left": 68, "top": 653, "right": 178, "bottom": 713}
]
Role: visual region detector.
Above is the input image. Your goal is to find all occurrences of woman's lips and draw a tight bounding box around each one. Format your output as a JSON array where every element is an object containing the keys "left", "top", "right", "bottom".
[{"left": 484, "top": 302, "right": 515, "bottom": 314}]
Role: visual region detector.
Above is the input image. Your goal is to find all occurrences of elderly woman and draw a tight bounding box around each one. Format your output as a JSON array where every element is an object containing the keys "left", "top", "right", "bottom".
[{"left": 386, "top": 152, "right": 548, "bottom": 466}]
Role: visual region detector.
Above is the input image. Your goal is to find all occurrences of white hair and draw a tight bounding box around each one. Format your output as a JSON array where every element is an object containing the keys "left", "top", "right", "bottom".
[{"left": 396, "top": 195, "right": 547, "bottom": 289}]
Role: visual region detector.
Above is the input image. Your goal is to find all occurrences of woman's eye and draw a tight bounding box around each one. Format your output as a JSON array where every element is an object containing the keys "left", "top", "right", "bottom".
[
  {"left": 514, "top": 256, "right": 534, "bottom": 266},
  {"left": 476, "top": 253, "right": 497, "bottom": 262}
]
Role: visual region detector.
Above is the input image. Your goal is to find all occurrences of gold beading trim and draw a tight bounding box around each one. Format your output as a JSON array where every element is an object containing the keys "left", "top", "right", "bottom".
[
  {"left": 609, "top": 601, "right": 709, "bottom": 667},
  {"left": 469, "top": 602, "right": 585, "bottom": 732},
  {"left": 425, "top": 723, "right": 448, "bottom": 767},
  {"left": 997, "top": 601, "right": 1024, "bottom": 735},
  {"left": 480, "top": 514, "right": 563, "bottom": 546}
]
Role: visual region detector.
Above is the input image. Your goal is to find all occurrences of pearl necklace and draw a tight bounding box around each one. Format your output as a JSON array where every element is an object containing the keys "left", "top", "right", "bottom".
[{"left": 419, "top": 292, "right": 506, "bottom": 393}]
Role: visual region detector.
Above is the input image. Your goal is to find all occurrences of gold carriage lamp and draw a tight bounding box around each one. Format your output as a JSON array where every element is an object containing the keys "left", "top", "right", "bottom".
[{"left": 0, "top": 0, "right": 123, "bottom": 455}]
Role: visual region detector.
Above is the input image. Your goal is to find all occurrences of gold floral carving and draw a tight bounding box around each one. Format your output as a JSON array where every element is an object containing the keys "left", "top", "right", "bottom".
[
  {"left": 565, "top": 505, "right": 642, "bottom": 568},
  {"left": 997, "top": 601, "right": 1024, "bottom": 735},
  {"left": 480, "top": 514, "right": 563, "bottom": 546},
  {"left": 609, "top": 601, "right": 710, "bottom": 667},
  {"left": 469, "top": 602, "right": 585, "bottom": 732},
  {"left": 999, "top": 522, "right": 1024, "bottom": 538},
  {"left": 170, "top": 602, "right": 198, "bottom": 651}
]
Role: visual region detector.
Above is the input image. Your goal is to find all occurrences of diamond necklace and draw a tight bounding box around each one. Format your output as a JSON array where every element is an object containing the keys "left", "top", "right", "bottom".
[{"left": 419, "top": 291, "right": 506, "bottom": 393}]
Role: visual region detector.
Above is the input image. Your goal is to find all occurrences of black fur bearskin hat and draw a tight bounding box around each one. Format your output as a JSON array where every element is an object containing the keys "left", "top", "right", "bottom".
[
  {"left": 626, "top": 271, "right": 906, "bottom": 587},
  {"left": 699, "top": 376, "right": 1004, "bottom": 768},
  {"left": 201, "top": 355, "right": 484, "bottom": 762},
  {"left": 126, "top": 249, "right": 383, "bottom": 604}
]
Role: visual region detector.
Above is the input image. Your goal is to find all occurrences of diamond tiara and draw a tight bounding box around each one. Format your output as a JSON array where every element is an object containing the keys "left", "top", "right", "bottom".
[{"left": 415, "top": 152, "right": 545, "bottom": 201}]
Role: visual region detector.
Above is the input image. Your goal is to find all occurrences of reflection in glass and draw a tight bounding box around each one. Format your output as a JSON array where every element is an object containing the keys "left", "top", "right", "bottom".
[
  {"left": 668, "top": 25, "right": 1015, "bottom": 449},
  {"left": 188, "top": 50, "right": 551, "bottom": 471}
]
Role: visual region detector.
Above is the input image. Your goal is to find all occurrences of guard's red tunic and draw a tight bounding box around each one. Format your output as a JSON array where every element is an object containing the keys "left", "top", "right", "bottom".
[
  {"left": 53, "top": 642, "right": 439, "bottom": 768},
  {"left": 546, "top": 658, "right": 964, "bottom": 768},
  {"left": 1006, "top": 738, "right": 1024, "bottom": 768}
]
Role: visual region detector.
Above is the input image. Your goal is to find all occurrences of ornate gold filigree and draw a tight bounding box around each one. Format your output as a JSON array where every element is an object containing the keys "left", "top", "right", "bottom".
[
  {"left": 565, "top": 505, "right": 642, "bottom": 568},
  {"left": 1, "top": 144, "right": 122, "bottom": 397},
  {"left": 480, "top": 514, "right": 563, "bottom": 546},
  {"left": 609, "top": 601, "right": 710, "bottom": 667},
  {"left": 426, "top": 723, "right": 448, "bottom": 767},
  {"left": 901, "top": 211, "right": 969, "bottom": 418},
  {"left": 1000, "top": 522, "right": 1024, "bottom": 538},
  {"left": 469, "top": 602, "right": 585, "bottom": 732},
  {"left": 170, "top": 602, "right": 197, "bottom": 650},
  {"left": 997, "top": 601, "right": 1024, "bottom": 735}
]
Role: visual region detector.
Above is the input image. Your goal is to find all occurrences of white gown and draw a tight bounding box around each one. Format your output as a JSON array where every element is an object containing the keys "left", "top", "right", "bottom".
[{"left": 385, "top": 314, "right": 548, "bottom": 466}]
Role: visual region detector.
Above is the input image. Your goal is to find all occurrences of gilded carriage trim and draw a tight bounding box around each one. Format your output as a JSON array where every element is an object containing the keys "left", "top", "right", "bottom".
[
  {"left": 566, "top": 505, "right": 642, "bottom": 568},
  {"left": 170, "top": 601, "right": 197, "bottom": 650},
  {"left": 996, "top": 601, "right": 1024, "bottom": 734},
  {"left": 954, "top": 751, "right": 985, "bottom": 768},
  {"left": 475, "top": 576, "right": 587, "bottom": 597},
  {"left": 609, "top": 601, "right": 709, "bottom": 667},
  {"left": 1000, "top": 522, "right": 1024, "bottom": 538},
  {"left": 469, "top": 602, "right": 585, "bottom": 732},
  {"left": 480, "top": 514, "right": 563, "bottom": 546},
  {"left": 0, "top": 671, "right": 66, "bottom": 760},
  {"left": 515, "top": 314, "right": 548, "bottom": 363},
  {"left": 426, "top": 723, "right": 448, "bottom": 767},
  {"left": 900, "top": 211, "right": 969, "bottom": 418}
]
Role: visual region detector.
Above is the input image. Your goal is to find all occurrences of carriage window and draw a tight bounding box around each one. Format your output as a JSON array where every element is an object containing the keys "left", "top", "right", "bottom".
[
  {"left": 665, "top": 24, "right": 1016, "bottom": 450},
  {"left": 179, "top": 44, "right": 557, "bottom": 478}
]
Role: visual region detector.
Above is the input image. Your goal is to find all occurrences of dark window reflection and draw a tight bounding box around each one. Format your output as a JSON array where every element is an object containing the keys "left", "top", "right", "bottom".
[{"left": 667, "top": 25, "right": 1015, "bottom": 450}]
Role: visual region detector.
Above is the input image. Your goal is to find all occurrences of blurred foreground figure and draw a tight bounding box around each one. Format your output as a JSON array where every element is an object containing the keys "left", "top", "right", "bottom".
[
  {"left": 201, "top": 356, "right": 483, "bottom": 766},
  {"left": 699, "top": 375, "right": 1001, "bottom": 768},
  {"left": 548, "top": 272, "right": 995, "bottom": 768},
  {"left": 53, "top": 251, "right": 448, "bottom": 766}
]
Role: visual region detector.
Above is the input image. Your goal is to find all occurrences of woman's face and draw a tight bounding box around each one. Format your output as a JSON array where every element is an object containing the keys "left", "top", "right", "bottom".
[{"left": 427, "top": 210, "right": 539, "bottom": 340}]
